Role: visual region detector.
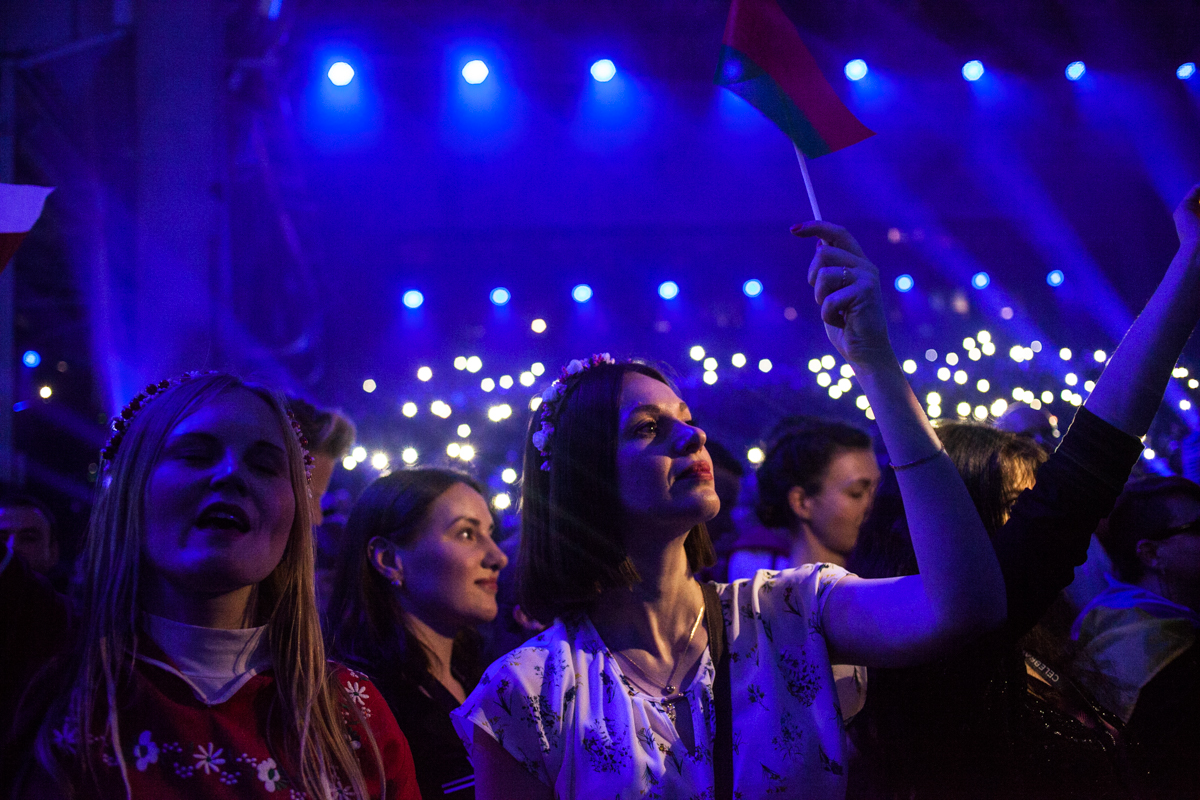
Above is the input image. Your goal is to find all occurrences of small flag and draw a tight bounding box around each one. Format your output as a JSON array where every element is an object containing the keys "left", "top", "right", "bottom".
[
  {"left": 0, "top": 184, "right": 55, "bottom": 273},
  {"left": 715, "top": 0, "right": 874, "bottom": 158}
]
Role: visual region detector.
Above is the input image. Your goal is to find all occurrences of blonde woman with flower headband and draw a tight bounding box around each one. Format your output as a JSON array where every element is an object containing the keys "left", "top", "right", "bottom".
[
  {"left": 2, "top": 373, "right": 420, "bottom": 800},
  {"left": 451, "top": 222, "right": 1010, "bottom": 799}
]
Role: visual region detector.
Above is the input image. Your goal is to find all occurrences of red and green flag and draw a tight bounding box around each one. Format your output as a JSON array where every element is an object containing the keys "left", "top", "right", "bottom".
[{"left": 715, "top": 0, "right": 873, "bottom": 158}]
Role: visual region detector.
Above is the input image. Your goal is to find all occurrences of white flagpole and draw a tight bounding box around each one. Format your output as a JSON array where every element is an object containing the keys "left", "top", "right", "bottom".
[{"left": 793, "top": 143, "right": 822, "bottom": 221}]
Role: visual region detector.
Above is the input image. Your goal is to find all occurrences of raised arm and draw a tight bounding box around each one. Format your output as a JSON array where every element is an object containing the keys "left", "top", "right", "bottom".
[
  {"left": 994, "top": 183, "right": 1200, "bottom": 632},
  {"left": 791, "top": 223, "right": 1007, "bottom": 667},
  {"left": 1086, "top": 183, "right": 1200, "bottom": 435}
]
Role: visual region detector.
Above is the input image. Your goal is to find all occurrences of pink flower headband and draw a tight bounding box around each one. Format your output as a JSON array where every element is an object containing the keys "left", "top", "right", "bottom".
[
  {"left": 532, "top": 353, "right": 616, "bottom": 470},
  {"left": 101, "top": 372, "right": 314, "bottom": 481}
]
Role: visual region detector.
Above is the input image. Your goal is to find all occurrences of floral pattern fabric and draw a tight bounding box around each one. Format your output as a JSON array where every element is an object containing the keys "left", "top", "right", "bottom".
[
  {"left": 48, "top": 660, "right": 420, "bottom": 800},
  {"left": 451, "top": 564, "right": 852, "bottom": 799}
]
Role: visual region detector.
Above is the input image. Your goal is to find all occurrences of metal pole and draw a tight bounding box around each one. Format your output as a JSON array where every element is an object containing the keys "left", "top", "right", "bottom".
[{"left": 0, "top": 60, "right": 15, "bottom": 486}]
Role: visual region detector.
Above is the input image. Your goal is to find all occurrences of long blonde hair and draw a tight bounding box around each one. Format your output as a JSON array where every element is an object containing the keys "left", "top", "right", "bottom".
[{"left": 32, "top": 373, "right": 382, "bottom": 799}]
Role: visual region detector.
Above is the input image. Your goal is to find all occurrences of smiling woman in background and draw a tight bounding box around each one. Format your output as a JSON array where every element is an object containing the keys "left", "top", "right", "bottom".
[{"left": 326, "top": 468, "right": 509, "bottom": 800}]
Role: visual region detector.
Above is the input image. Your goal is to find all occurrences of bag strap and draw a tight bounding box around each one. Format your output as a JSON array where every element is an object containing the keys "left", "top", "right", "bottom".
[{"left": 702, "top": 582, "right": 733, "bottom": 800}]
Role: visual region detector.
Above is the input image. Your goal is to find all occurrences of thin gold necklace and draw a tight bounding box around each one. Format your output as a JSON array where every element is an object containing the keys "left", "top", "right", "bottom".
[{"left": 614, "top": 606, "right": 705, "bottom": 696}]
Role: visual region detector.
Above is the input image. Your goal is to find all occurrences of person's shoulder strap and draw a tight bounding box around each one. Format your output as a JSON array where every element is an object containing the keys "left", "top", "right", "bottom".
[{"left": 702, "top": 582, "right": 732, "bottom": 800}]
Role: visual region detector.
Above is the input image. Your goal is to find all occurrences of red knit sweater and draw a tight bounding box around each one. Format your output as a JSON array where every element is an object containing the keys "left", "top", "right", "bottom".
[{"left": 46, "top": 658, "right": 421, "bottom": 800}]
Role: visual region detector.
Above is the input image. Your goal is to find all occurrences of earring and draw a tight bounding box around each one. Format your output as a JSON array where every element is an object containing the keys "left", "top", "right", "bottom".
[{"left": 391, "top": 577, "right": 403, "bottom": 588}]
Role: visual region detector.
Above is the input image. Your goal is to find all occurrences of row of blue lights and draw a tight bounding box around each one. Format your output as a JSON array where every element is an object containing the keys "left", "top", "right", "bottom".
[
  {"left": 328, "top": 58, "right": 620, "bottom": 87},
  {"left": 332, "top": 55, "right": 1199, "bottom": 89},
  {"left": 844, "top": 58, "right": 1197, "bottom": 83},
  {"left": 406, "top": 270, "right": 1068, "bottom": 307},
  {"left": 893, "top": 269, "right": 1066, "bottom": 293},
  {"left": 402, "top": 279, "right": 767, "bottom": 309},
  {"left": 332, "top": 55, "right": 1197, "bottom": 89}
]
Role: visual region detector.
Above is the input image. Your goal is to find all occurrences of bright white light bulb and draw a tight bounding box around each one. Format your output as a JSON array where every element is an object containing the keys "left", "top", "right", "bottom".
[
  {"left": 462, "top": 59, "right": 489, "bottom": 84},
  {"left": 590, "top": 59, "right": 616, "bottom": 83},
  {"left": 327, "top": 62, "right": 355, "bottom": 86}
]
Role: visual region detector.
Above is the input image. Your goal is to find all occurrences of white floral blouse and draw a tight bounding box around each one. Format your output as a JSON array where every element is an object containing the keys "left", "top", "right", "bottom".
[{"left": 452, "top": 564, "right": 853, "bottom": 799}]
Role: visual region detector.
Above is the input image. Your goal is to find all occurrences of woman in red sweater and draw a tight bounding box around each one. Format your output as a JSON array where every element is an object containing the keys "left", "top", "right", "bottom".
[{"left": 4, "top": 373, "right": 420, "bottom": 800}]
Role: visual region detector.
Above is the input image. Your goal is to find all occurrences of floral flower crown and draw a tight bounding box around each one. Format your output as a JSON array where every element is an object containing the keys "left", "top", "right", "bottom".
[
  {"left": 532, "top": 353, "right": 616, "bottom": 470},
  {"left": 101, "top": 371, "right": 315, "bottom": 481}
]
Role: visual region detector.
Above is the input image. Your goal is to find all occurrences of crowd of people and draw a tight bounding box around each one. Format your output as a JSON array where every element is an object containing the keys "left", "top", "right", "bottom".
[{"left": 0, "top": 185, "right": 1198, "bottom": 799}]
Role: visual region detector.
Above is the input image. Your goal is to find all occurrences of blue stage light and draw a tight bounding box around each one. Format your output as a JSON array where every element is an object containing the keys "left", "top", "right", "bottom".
[
  {"left": 572, "top": 284, "right": 593, "bottom": 303},
  {"left": 590, "top": 59, "right": 616, "bottom": 83},
  {"left": 962, "top": 60, "right": 985, "bottom": 82},
  {"left": 844, "top": 59, "right": 868, "bottom": 81},
  {"left": 742, "top": 279, "right": 763, "bottom": 298},
  {"left": 1179, "top": 62, "right": 1197, "bottom": 80},
  {"left": 327, "top": 62, "right": 355, "bottom": 86},
  {"left": 895, "top": 274, "right": 914, "bottom": 293},
  {"left": 21, "top": 350, "right": 41, "bottom": 368},
  {"left": 490, "top": 287, "right": 511, "bottom": 306},
  {"left": 1065, "top": 61, "right": 1086, "bottom": 81},
  {"left": 658, "top": 281, "right": 679, "bottom": 300},
  {"left": 462, "top": 60, "right": 489, "bottom": 85},
  {"left": 1047, "top": 269, "right": 1065, "bottom": 287},
  {"left": 402, "top": 289, "right": 424, "bottom": 309},
  {"left": 971, "top": 271, "right": 990, "bottom": 289}
]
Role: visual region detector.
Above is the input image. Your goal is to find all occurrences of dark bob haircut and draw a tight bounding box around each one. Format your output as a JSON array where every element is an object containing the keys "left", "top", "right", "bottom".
[
  {"left": 755, "top": 417, "right": 873, "bottom": 529},
  {"left": 518, "top": 361, "right": 715, "bottom": 622},
  {"left": 934, "top": 421, "right": 1047, "bottom": 539}
]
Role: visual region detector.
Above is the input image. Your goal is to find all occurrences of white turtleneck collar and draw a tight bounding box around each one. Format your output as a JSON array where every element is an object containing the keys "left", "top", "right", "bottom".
[{"left": 141, "top": 613, "right": 273, "bottom": 706}]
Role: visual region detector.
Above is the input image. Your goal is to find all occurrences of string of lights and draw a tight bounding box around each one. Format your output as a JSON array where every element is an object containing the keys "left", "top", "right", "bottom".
[{"left": 327, "top": 328, "right": 1197, "bottom": 514}]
